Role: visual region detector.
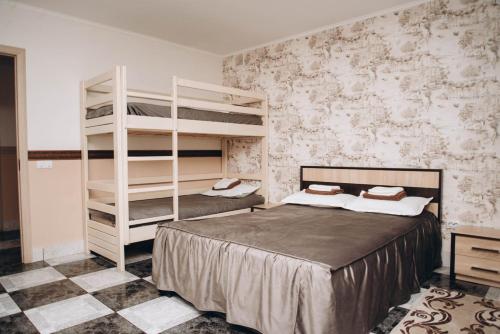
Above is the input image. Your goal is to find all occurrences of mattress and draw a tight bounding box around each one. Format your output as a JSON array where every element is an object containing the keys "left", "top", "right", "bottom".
[
  {"left": 89, "top": 193, "right": 264, "bottom": 225},
  {"left": 153, "top": 205, "right": 442, "bottom": 334},
  {"left": 86, "top": 102, "right": 263, "bottom": 125}
]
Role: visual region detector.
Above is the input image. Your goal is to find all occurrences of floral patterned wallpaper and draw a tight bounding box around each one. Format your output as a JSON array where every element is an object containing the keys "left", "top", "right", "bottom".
[{"left": 223, "top": 0, "right": 499, "bottom": 227}]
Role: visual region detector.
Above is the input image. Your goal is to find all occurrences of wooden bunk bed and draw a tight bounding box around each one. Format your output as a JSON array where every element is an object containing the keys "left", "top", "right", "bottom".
[{"left": 80, "top": 65, "right": 268, "bottom": 270}]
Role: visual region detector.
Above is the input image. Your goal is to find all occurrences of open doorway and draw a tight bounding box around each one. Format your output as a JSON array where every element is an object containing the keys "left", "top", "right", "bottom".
[
  {"left": 0, "top": 55, "right": 21, "bottom": 265},
  {"left": 0, "top": 45, "right": 30, "bottom": 265}
]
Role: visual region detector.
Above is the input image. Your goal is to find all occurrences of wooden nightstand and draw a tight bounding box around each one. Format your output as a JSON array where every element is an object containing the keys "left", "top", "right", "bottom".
[
  {"left": 251, "top": 203, "right": 283, "bottom": 212},
  {"left": 450, "top": 226, "right": 500, "bottom": 288}
]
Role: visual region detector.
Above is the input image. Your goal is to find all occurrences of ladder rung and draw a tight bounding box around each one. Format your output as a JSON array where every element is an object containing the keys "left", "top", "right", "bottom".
[
  {"left": 128, "top": 156, "right": 174, "bottom": 162},
  {"left": 129, "top": 214, "right": 175, "bottom": 226},
  {"left": 128, "top": 185, "right": 175, "bottom": 194}
]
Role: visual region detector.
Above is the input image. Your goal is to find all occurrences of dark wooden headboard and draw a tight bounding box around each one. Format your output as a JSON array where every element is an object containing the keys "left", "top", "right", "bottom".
[{"left": 300, "top": 166, "right": 443, "bottom": 221}]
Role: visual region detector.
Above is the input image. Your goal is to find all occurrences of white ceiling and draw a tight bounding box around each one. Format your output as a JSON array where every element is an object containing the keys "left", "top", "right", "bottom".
[{"left": 14, "top": 0, "right": 419, "bottom": 55}]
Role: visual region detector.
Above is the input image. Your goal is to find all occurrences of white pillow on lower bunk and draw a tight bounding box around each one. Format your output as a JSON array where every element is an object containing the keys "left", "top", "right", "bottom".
[
  {"left": 202, "top": 183, "right": 260, "bottom": 198},
  {"left": 344, "top": 195, "right": 433, "bottom": 216},
  {"left": 281, "top": 190, "right": 356, "bottom": 208},
  {"left": 212, "top": 178, "right": 240, "bottom": 190}
]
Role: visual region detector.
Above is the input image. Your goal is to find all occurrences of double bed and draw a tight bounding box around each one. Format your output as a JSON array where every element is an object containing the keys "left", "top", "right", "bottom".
[{"left": 152, "top": 167, "right": 443, "bottom": 334}]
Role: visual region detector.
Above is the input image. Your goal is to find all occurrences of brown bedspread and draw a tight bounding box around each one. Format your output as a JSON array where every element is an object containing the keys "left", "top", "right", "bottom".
[
  {"left": 89, "top": 194, "right": 264, "bottom": 225},
  {"left": 86, "top": 102, "right": 263, "bottom": 125},
  {"left": 153, "top": 205, "right": 441, "bottom": 334}
]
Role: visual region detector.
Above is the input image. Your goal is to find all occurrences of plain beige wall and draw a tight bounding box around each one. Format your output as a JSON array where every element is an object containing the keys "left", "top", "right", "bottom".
[{"left": 29, "top": 160, "right": 83, "bottom": 258}]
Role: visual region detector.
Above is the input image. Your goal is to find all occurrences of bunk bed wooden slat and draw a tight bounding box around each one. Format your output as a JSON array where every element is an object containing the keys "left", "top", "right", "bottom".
[
  {"left": 127, "top": 90, "right": 173, "bottom": 102},
  {"left": 177, "top": 119, "right": 265, "bottom": 137},
  {"left": 229, "top": 96, "right": 262, "bottom": 105},
  {"left": 129, "top": 225, "right": 158, "bottom": 243},
  {"left": 126, "top": 115, "right": 173, "bottom": 132},
  {"left": 87, "top": 180, "right": 115, "bottom": 193},
  {"left": 89, "top": 231, "right": 117, "bottom": 248},
  {"left": 183, "top": 208, "right": 251, "bottom": 220},
  {"left": 87, "top": 200, "right": 116, "bottom": 215},
  {"left": 86, "top": 93, "right": 113, "bottom": 109},
  {"left": 85, "top": 119, "right": 114, "bottom": 132},
  {"left": 129, "top": 214, "right": 175, "bottom": 226},
  {"left": 88, "top": 173, "right": 224, "bottom": 189},
  {"left": 88, "top": 220, "right": 117, "bottom": 237},
  {"left": 87, "top": 84, "right": 112, "bottom": 93},
  {"left": 84, "top": 70, "right": 113, "bottom": 89},
  {"left": 128, "top": 184, "right": 175, "bottom": 194},
  {"left": 177, "top": 98, "right": 264, "bottom": 116},
  {"left": 89, "top": 235, "right": 119, "bottom": 253},
  {"left": 89, "top": 242, "right": 119, "bottom": 262},
  {"left": 177, "top": 78, "right": 266, "bottom": 100}
]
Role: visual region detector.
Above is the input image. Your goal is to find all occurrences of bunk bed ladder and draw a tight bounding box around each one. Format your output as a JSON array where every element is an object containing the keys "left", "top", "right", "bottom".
[{"left": 81, "top": 66, "right": 127, "bottom": 271}]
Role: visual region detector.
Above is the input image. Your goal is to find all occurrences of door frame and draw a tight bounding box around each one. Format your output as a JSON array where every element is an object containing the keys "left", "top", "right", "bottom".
[{"left": 0, "top": 45, "right": 32, "bottom": 263}]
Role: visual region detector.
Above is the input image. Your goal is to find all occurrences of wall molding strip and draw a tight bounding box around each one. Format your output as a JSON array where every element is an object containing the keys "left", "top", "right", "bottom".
[{"left": 28, "top": 150, "right": 222, "bottom": 160}]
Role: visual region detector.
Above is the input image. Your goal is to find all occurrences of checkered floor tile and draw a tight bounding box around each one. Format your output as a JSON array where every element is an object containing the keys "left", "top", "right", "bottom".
[{"left": 0, "top": 255, "right": 498, "bottom": 334}]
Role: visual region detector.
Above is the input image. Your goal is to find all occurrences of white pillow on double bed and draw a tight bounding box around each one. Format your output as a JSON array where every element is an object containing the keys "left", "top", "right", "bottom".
[
  {"left": 202, "top": 183, "right": 260, "bottom": 198},
  {"left": 308, "top": 184, "right": 341, "bottom": 192},
  {"left": 281, "top": 190, "right": 356, "bottom": 208},
  {"left": 344, "top": 193, "right": 433, "bottom": 216}
]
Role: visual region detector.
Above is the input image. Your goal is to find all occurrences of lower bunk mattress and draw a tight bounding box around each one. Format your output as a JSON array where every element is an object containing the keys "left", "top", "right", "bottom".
[
  {"left": 152, "top": 204, "right": 442, "bottom": 334},
  {"left": 89, "top": 193, "right": 264, "bottom": 226}
]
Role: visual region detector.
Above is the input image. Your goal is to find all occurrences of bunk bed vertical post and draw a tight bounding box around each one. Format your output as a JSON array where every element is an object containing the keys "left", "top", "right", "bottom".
[
  {"left": 113, "top": 65, "right": 128, "bottom": 271},
  {"left": 172, "top": 76, "right": 179, "bottom": 221},
  {"left": 261, "top": 96, "right": 269, "bottom": 203},
  {"left": 80, "top": 81, "right": 90, "bottom": 254},
  {"left": 221, "top": 138, "right": 228, "bottom": 178}
]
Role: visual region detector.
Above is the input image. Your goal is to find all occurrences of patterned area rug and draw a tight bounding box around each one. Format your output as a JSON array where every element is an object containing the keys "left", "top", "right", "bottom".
[{"left": 391, "top": 287, "right": 500, "bottom": 333}]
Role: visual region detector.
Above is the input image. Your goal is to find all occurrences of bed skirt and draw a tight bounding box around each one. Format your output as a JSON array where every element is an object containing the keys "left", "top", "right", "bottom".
[{"left": 152, "top": 222, "right": 441, "bottom": 334}]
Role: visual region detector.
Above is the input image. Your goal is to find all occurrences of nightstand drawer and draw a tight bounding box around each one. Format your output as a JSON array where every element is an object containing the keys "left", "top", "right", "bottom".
[
  {"left": 456, "top": 236, "right": 500, "bottom": 260},
  {"left": 455, "top": 254, "right": 500, "bottom": 283}
]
